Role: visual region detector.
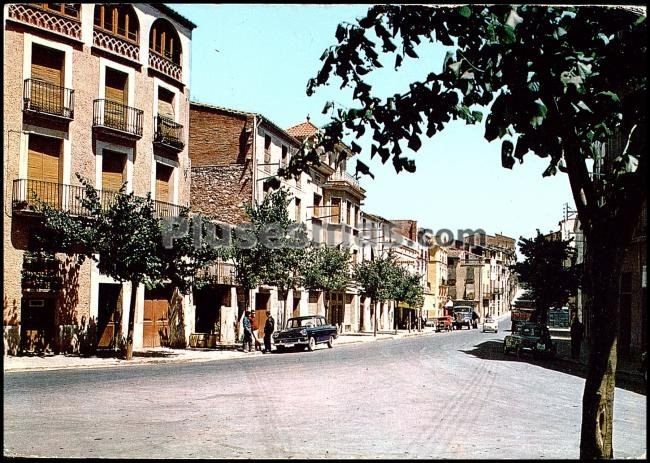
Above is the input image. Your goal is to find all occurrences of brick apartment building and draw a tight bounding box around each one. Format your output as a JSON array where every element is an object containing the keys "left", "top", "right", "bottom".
[{"left": 3, "top": 3, "right": 195, "bottom": 354}]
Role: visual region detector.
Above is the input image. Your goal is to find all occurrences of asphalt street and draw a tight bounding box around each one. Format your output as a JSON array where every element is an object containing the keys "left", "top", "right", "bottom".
[{"left": 4, "top": 319, "right": 646, "bottom": 459}]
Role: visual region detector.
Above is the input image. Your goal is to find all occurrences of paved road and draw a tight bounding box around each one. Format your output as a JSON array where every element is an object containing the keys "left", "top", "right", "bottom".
[{"left": 4, "top": 319, "right": 646, "bottom": 459}]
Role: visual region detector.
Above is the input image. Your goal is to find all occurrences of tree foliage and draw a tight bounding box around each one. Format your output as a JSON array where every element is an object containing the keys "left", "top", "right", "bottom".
[
  {"left": 353, "top": 251, "right": 401, "bottom": 303},
  {"left": 511, "top": 231, "right": 582, "bottom": 323},
  {"left": 294, "top": 5, "right": 646, "bottom": 458},
  {"left": 302, "top": 244, "right": 352, "bottom": 295},
  {"left": 37, "top": 174, "right": 224, "bottom": 358},
  {"left": 227, "top": 188, "right": 308, "bottom": 308}
]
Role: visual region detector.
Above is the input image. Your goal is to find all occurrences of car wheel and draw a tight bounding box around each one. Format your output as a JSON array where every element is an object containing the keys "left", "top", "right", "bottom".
[
  {"left": 495, "top": 329, "right": 498, "bottom": 333},
  {"left": 327, "top": 335, "right": 334, "bottom": 348},
  {"left": 307, "top": 336, "right": 316, "bottom": 352},
  {"left": 276, "top": 346, "right": 286, "bottom": 353}
]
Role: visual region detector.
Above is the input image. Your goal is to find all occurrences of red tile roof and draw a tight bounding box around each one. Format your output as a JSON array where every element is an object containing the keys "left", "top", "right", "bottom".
[{"left": 286, "top": 120, "right": 320, "bottom": 140}]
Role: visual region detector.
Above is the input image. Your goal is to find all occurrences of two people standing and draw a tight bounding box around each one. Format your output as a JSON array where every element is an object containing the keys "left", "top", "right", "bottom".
[{"left": 241, "top": 310, "right": 275, "bottom": 353}]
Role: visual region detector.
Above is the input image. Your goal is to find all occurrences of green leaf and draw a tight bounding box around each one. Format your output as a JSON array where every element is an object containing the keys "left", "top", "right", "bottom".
[
  {"left": 597, "top": 91, "right": 620, "bottom": 103},
  {"left": 458, "top": 6, "right": 471, "bottom": 18}
]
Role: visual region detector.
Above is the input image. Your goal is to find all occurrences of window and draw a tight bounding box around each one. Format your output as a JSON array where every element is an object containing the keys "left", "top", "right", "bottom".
[
  {"left": 94, "top": 4, "right": 139, "bottom": 43},
  {"left": 36, "top": 3, "right": 80, "bottom": 19},
  {"left": 313, "top": 193, "right": 322, "bottom": 219},
  {"left": 330, "top": 197, "right": 341, "bottom": 224},
  {"left": 281, "top": 145, "right": 288, "bottom": 168},
  {"left": 149, "top": 19, "right": 181, "bottom": 64},
  {"left": 264, "top": 135, "right": 272, "bottom": 173},
  {"left": 102, "top": 151, "right": 126, "bottom": 192},
  {"left": 346, "top": 200, "right": 351, "bottom": 225},
  {"left": 155, "top": 163, "right": 173, "bottom": 203},
  {"left": 295, "top": 198, "right": 301, "bottom": 223},
  {"left": 103, "top": 68, "right": 129, "bottom": 130},
  {"left": 157, "top": 87, "right": 175, "bottom": 118}
]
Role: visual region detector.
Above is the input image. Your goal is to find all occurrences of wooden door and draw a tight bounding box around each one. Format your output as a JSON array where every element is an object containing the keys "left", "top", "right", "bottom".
[
  {"left": 105, "top": 69, "right": 128, "bottom": 130},
  {"left": 27, "top": 135, "right": 61, "bottom": 207},
  {"left": 97, "top": 283, "right": 122, "bottom": 348},
  {"left": 20, "top": 298, "right": 56, "bottom": 352},
  {"left": 255, "top": 293, "right": 270, "bottom": 339},
  {"left": 143, "top": 287, "right": 170, "bottom": 348}
]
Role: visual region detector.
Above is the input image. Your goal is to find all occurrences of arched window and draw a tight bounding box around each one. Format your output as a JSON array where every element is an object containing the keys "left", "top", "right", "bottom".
[
  {"left": 94, "top": 4, "right": 139, "bottom": 43},
  {"left": 35, "top": 4, "right": 81, "bottom": 19},
  {"left": 149, "top": 19, "right": 181, "bottom": 64}
]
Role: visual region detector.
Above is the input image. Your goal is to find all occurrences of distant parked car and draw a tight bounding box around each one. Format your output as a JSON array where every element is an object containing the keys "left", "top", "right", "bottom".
[
  {"left": 482, "top": 317, "right": 498, "bottom": 333},
  {"left": 272, "top": 315, "right": 337, "bottom": 352},
  {"left": 433, "top": 316, "right": 453, "bottom": 332},
  {"left": 503, "top": 322, "right": 556, "bottom": 359}
]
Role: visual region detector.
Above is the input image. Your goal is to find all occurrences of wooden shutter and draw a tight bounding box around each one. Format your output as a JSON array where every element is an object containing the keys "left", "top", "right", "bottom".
[
  {"left": 28, "top": 135, "right": 61, "bottom": 183},
  {"left": 330, "top": 198, "right": 340, "bottom": 224},
  {"left": 157, "top": 88, "right": 175, "bottom": 118},
  {"left": 27, "top": 135, "right": 61, "bottom": 207},
  {"left": 156, "top": 163, "right": 172, "bottom": 202},
  {"left": 31, "top": 45, "right": 63, "bottom": 86},
  {"left": 102, "top": 152, "right": 126, "bottom": 192},
  {"left": 105, "top": 70, "right": 127, "bottom": 104}
]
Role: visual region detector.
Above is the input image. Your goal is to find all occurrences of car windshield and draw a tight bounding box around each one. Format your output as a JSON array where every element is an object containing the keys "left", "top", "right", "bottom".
[
  {"left": 485, "top": 318, "right": 494, "bottom": 323},
  {"left": 286, "top": 318, "right": 317, "bottom": 329}
]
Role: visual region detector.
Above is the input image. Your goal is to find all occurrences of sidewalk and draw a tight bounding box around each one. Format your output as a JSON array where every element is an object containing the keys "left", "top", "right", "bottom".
[{"left": 3, "top": 328, "right": 435, "bottom": 373}]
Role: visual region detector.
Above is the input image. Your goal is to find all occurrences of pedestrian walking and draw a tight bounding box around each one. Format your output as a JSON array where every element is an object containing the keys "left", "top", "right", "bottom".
[
  {"left": 263, "top": 311, "right": 275, "bottom": 353},
  {"left": 570, "top": 312, "right": 584, "bottom": 360},
  {"left": 242, "top": 311, "right": 253, "bottom": 352}
]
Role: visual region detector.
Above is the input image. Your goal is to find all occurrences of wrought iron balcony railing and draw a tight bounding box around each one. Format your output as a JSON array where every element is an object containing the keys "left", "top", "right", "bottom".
[
  {"left": 93, "top": 99, "right": 143, "bottom": 138},
  {"left": 153, "top": 115, "right": 185, "bottom": 151},
  {"left": 23, "top": 79, "right": 74, "bottom": 119},
  {"left": 12, "top": 179, "right": 183, "bottom": 219}
]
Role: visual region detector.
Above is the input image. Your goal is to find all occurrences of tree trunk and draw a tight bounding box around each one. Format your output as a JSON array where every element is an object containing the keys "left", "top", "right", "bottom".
[
  {"left": 579, "top": 232, "right": 624, "bottom": 459},
  {"left": 325, "top": 290, "right": 330, "bottom": 324},
  {"left": 125, "top": 280, "right": 138, "bottom": 360}
]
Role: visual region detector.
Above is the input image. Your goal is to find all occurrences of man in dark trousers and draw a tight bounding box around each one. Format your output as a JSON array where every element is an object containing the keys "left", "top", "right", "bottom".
[
  {"left": 263, "top": 311, "right": 275, "bottom": 354},
  {"left": 570, "top": 312, "right": 584, "bottom": 360}
]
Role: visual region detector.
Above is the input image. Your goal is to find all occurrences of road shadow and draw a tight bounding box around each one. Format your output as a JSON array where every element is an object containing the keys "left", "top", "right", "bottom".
[{"left": 460, "top": 339, "right": 646, "bottom": 396}]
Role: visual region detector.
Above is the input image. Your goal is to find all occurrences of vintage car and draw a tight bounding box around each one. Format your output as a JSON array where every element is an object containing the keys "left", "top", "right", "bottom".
[
  {"left": 482, "top": 316, "right": 498, "bottom": 333},
  {"left": 433, "top": 316, "right": 453, "bottom": 332},
  {"left": 272, "top": 315, "right": 337, "bottom": 352},
  {"left": 503, "top": 322, "right": 556, "bottom": 359}
]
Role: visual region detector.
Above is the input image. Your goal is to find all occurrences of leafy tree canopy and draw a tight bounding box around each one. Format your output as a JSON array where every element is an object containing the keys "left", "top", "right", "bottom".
[{"left": 511, "top": 231, "right": 582, "bottom": 322}]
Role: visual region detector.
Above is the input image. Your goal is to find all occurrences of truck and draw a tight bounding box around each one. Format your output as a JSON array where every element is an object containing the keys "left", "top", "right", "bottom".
[
  {"left": 510, "top": 299, "right": 536, "bottom": 333},
  {"left": 452, "top": 305, "right": 476, "bottom": 330}
]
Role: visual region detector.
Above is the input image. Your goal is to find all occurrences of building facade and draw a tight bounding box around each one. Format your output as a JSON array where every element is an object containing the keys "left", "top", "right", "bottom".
[{"left": 3, "top": 3, "right": 195, "bottom": 354}]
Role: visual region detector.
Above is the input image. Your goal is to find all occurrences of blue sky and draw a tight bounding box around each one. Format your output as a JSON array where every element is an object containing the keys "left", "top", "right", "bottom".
[{"left": 170, "top": 4, "right": 575, "bottom": 246}]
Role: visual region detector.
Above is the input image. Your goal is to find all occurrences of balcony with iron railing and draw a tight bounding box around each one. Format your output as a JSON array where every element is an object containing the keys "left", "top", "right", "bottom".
[
  {"left": 93, "top": 99, "right": 143, "bottom": 139},
  {"left": 197, "top": 260, "right": 237, "bottom": 286},
  {"left": 23, "top": 79, "right": 74, "bottom": 120},
  {"left": 153, "top": 115, "right": 185, "bottom": 151},
  {"left": 12, "top": 179, "right": 183, "bottom": 219}
]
